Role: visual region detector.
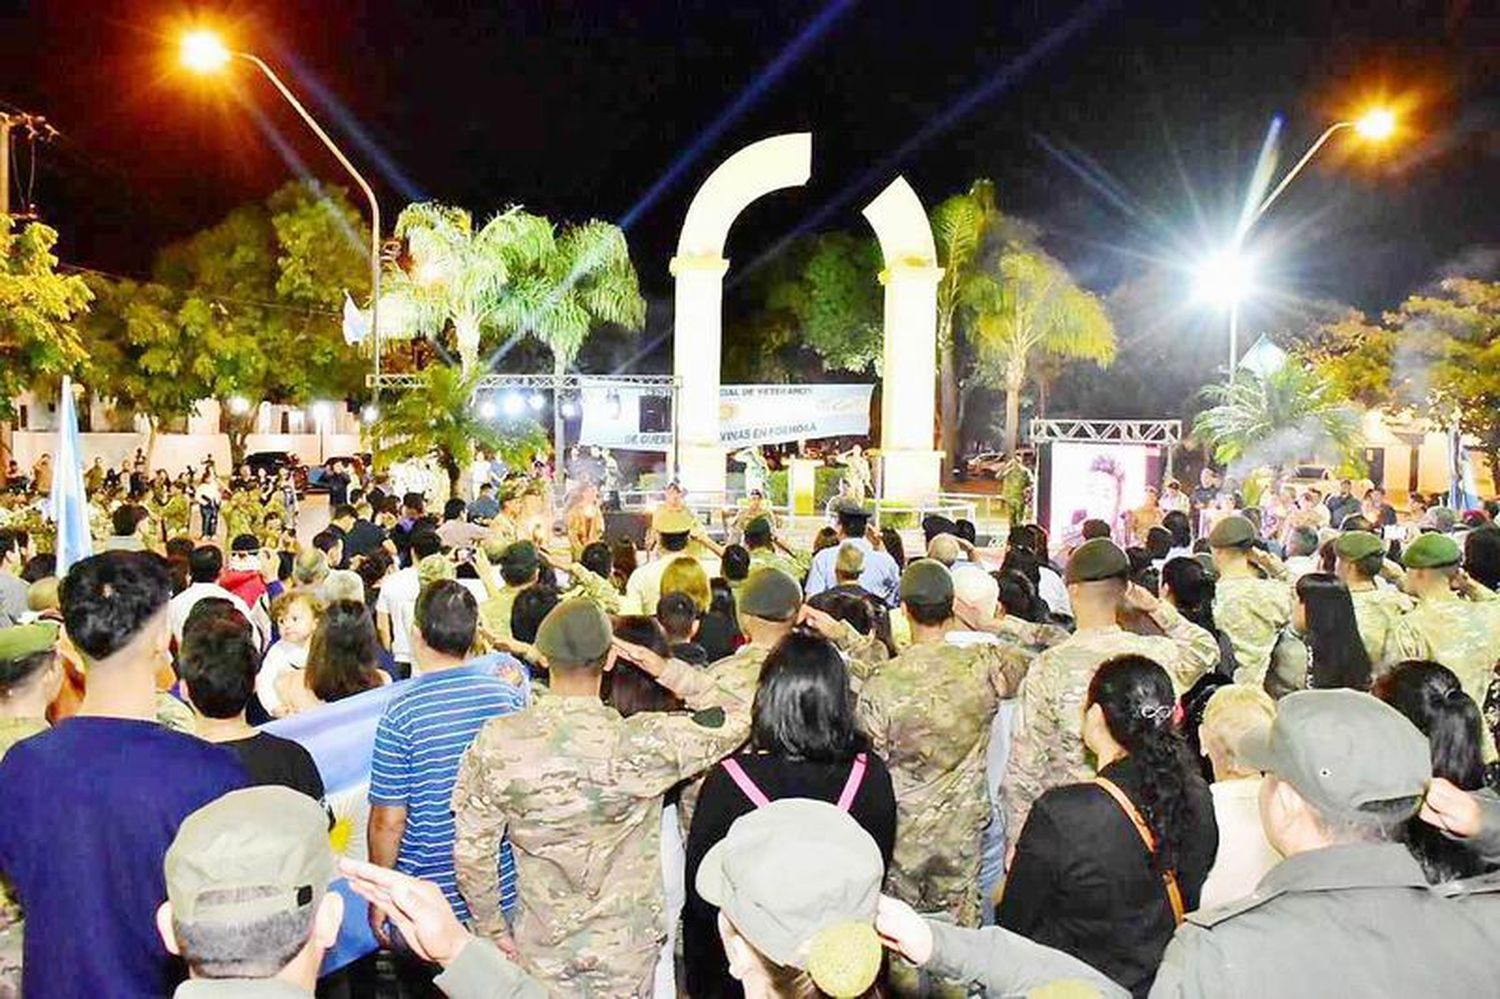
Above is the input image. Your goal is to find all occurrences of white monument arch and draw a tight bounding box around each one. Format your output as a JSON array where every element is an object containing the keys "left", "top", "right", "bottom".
[{"left": 671, "top": 133, "right": 942, "bottom": 502}]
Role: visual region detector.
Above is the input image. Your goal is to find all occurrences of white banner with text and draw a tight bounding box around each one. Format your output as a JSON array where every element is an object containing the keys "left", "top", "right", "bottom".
[{"left": 577, "top": 383, "right": 873, "bottom": 451}]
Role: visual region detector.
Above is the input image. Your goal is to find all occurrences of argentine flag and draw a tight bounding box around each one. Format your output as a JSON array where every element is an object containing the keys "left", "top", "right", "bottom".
[{"left": 50, "top": 376, "right": 93, "bottom": 575}]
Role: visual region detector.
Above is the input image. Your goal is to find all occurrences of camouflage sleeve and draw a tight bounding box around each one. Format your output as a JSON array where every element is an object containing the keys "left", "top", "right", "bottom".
[
  {"left": 619, "top": 700, "right": 753, "bottom": 793},
  {"left": 656, "top": 657, "right": 749, "bottom": 716},
  {"left": 975, "top": 641, "right": 1035, "bottom": 699},
  {"left": 832, "top": 619, "right": 886, "bottom": 671},
  {"left": 566, "top": 562, "right": 622, "bottom": 614},
  {"left": 1155, "top": 604, "right": 1218, "bottom": 690},
  {"left": 1389, "top": 614, "right": 1433, "bottom": 662},
  {"left": 995, "top": 617, "right": 1070, "bottom": 651},
  {"left": 1002, "top": 662, "right": 1056, "bottom": 851},
  {"left": 451, "top": 734, "right": 514, "bottom": 946},
  {"left": 854, "top": 681, "right": 892, "bottom": 760}
]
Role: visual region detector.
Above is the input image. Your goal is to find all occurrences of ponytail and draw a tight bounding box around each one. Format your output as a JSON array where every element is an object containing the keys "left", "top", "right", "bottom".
[{"left": 1089, "top": 655, "right": 1194, "bottom": 874}]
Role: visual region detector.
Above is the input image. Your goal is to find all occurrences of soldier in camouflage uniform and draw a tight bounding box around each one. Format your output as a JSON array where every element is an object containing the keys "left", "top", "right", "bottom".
[
  {"left": 1209, "top": 515, "right": 1294, "bottom": 686},
  {"left": 1400, "top": 533, "right": 1500, "bottom": 761},
  {"left": 1333, "top": 531, "right": 1430, "bottom": 672},
  {"left": 451, "top": 599, "right": 751, "bottom": 997},
  {"left": 855, "top": 561, "right": 1043, "bottom": 928},
  {"left": 1004, "top": 539, "right": 1217, "bottom": 850},
  {"left": 742, "top": 517, "right": 810, "bottom": 583}
]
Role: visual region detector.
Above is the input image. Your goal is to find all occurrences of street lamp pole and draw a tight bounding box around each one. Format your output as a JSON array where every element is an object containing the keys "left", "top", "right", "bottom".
[
  {"left": 232, "top": 53, "right": 381, "bottom": 407},
  {"left": 1244, "top": 121, "right": 1352, "bottom": 232}
]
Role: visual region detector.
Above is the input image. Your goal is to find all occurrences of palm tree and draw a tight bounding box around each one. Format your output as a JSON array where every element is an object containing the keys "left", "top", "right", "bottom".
[
  {"left": 932, "top": 180, "right": 995, "bottom": 478},
  {"left": 1193, "top": 362, "right": 1364, "bottom": 474},
  {"left": 375, "top": 365, "right": 547, "bottom": 498},
  {"left": 963, "top": 240, "right": 1116, "bottom": 453}
]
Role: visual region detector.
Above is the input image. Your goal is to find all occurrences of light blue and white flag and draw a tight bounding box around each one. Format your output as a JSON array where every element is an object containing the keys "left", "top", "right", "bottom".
[
  {"left": 50, "top": 376, "right": 93, "bottom": 575},
  {"left": 1449, "top": 425, "right": 1481, "bottom": 512}
]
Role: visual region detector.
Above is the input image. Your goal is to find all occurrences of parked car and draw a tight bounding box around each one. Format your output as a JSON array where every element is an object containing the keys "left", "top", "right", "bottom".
[
  {"left": 244, "top": 451, "right": 310, "bottom": 495},
  {"left": 1282, "top": 463, "right": 1336, "bottom": 497},
  {"left": 961, "top": 451, "right": 1009, "bottom": 480}
]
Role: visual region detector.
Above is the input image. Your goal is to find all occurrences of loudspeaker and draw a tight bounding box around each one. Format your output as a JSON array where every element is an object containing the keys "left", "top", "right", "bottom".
[{"left": 605, "top": 510, "right": 651, "bottom": 548}]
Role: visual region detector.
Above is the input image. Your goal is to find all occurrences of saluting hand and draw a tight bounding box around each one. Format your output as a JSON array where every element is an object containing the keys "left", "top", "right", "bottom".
[{"left": 1419, "top": 777, "right": 1484, "bottom": 838}]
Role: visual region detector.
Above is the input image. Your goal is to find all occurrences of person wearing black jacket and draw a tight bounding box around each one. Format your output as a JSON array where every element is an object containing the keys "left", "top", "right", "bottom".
[
  {"left": 1000, "top": 654, "right": 1217, "bottom": 998},
  {"left": 684, "top": 632, "right": 897, "bottom": 998}
]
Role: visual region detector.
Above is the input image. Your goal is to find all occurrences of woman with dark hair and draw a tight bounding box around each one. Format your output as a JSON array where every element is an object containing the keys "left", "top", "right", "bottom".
[
  {"left": 720, "top": 543, "right": 751, "bottom": 589},
  {"left": 1267, "top": 573, "right": 1373, "bottom": 698},
  {"left": 811, "top": 526, "right": 839, "bottom": 559},
  {"left": 684, "top": 632, "right": 897, "bottom": 998},
  {"left": 609, "top": 535, "right": 638, "bottom": 593},
  {"left": 1160, "top": 556, "right": 1235, "bottom": 677},
  {"left": 880, "top": 526, "right": 906, "bottom": 569},
  {"left": 808, "top": 588, "right": 893, "bottom": 661},
  {"left": 992, "top": 567, "right": 1048, "bottom": 625},
  {"left": 278, "top": 599, "right": 389, "bottom": 713},
  {"left": 1464, "top": 526, "right": 1500, "bottom": 591},
  {"left": 604, "top": 616, "right": 683, "bottom": 717},
  {"left": 1000, "top": 654, "right": 1217, "bottom": 998},
  {"left": 698, "top": 578, "right": 744, "bottom": 662},
  {"left": 1374, "top": 660, "right": 1493, "bottom": 883}
]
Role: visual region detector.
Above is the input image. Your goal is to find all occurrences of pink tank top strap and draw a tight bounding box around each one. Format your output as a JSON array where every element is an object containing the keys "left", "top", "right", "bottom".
[
  {"left": 836, "top": 752, "right": 869, "bottom": 812},
  {"left": 720, "top": 757, "right": 772, "bottom": 809}
]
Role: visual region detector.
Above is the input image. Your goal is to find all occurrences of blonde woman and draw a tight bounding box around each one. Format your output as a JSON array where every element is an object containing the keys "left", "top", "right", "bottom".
[{"left": 1197, "top": 684, "right": 1281, "bottom": 908}]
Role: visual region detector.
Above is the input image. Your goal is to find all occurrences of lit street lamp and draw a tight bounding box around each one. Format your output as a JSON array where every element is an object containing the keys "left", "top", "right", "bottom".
[
  {"left": 179, "top": 29, "right": 382, "bottom": 403},
  {"left": 1206, "top": 107, "right": 1397, "bottom": 375}
]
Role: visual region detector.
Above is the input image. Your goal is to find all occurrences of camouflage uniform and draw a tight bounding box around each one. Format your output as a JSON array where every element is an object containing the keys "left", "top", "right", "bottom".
[
  {"left": 1349, "top": 586, "right": 1431, "bottom": 672},
  {"left": 561, "top": 562, "right": 622, "bottom": 615},
  {"left": 1214, "top": 576, "right": 1294, "bottom": 686},
  {"left": 1003, "top": 608, "right": 1217, "bottom": 850},
  {"left": 1405, "top": 589, "right": 1500, "bottom": 761},
  {"left": 451, "top": 659, "right": 750, "bottom": 997},
  {"left": 856, "top": 639, "right": 1036, "bottom": 926},
  {"left": 747, "top": 547, "right": 809, "bottom": 583},
  {"left": 478, "top": 584, "right": 526, "bottom": 645}
]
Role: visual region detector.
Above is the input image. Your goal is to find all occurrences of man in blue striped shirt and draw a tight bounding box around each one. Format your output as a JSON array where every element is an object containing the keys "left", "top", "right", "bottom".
[{"left": 367, "top": 578, "right": 528, "bottom": 948}]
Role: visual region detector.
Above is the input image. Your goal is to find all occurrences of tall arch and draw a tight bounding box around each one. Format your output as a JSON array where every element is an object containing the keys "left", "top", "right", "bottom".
[
  {"left": 862, "top": 177, "right": 943, "bottom": 502},
  {"left": 671, "top": 133, "right": 812, "bottom": 494}
]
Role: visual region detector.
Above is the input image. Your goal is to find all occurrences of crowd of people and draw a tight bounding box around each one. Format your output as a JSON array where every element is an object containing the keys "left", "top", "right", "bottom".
[{"left": 1, "top": 449, "right": 1500, "bottom": 998}]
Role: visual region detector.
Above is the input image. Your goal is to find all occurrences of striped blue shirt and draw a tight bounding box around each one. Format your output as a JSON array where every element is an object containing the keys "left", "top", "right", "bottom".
[{"left": 369, "top": 659, "right": 529, "bottom": 919}]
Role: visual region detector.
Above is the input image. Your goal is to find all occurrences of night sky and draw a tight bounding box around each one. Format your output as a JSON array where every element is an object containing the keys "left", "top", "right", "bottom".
[{"left": 3, "top": 0, "right": 1496, "bottom": 366}]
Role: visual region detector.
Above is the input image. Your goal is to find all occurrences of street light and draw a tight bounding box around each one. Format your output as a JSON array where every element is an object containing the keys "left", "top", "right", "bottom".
[
  {"left": 1211, "top": 106, "right": 1397, "bottom": 375},
  {"left": 179, "top": 28, "right": 382, "bottom": 404}
]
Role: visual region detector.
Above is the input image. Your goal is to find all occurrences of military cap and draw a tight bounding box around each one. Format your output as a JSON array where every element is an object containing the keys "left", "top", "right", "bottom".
[
  {"left": 1240, "top": 688, "right": 1430, "bottom": 818},
  {"left": 739, "top": 567, "right": 802, "bottom": 621},
  {"left": 1334, "top": 530, "right": 1385, "bottom": 562},
  {"left": 534, "top": 598, "right": 613, "bottom": 665},
  {"left": 417, "top": 553, "right": 456, "bottom": 588},
  {"left": 656, "top": 509, "right": 697, "bottom": 535},
  {"left": 834, "top": 542, "right": 865, "bottom": 577},
  {"left": 743, "top": 516, "right": 774, "bottom": 541},
  {"left": 697, "top": 800, "right": 884, "bottom": 998},
  {"left": 1423, "top": 506, "right": 1458, "bottom": 533},
  {"left": 1402, "top": 532, "right": 1462, "bottom": 569},
  {"left": 501, "top": 540, "right": 540, "bottom": 577},
  {"left": 0, "top": 622, "right": 58, "bottom": 662},
  {"left": 900, "top": 558, "right": 954, "bottom": 604},
  {"left": 926, "top": 534, "right": 961, "bottom": 566},
  {"left": 1064, "top": 538, "right": 1130, "bottom": 584},
  {"left": 165, "top": 786, "right": 333, "bottom": 924},
  {"left": 1207, "top": 514, "right": 1257, "bottom": 549}
]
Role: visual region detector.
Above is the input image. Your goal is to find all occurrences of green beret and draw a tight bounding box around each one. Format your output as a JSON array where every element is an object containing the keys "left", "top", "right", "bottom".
[
  {"left": 656, "top": 509, "right": 697, "bottom": 535},
  {"left": 739, "top": 567, "right": 802, "bottom": 621},
  {"left": 0, "top": 622, "right": 58, "bottom": 663},
  {"left": 900, "top": 559, "right": 954, "bottom": 605},
  {"left": 1402, "top": 532, "right": 1462, "bottom": 570},
  {"left": 1065, "top": 539, "right": 1130, "bottom": 584},
  {"left": 1334, "top": 531, "right": 1384, "bottom": 562},
  {"left": 500, "top": 541, "right": 540, "bottom": 579},
  {"left": 534, "top": 598, "right": 612, "bottom": 666},
  {"left": 1208, "top": 515, "right": 1257, "bottom": 549}
]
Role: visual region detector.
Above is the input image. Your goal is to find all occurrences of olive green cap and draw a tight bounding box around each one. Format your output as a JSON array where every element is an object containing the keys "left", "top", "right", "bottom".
[
  {"left": 534, "top": 598, "right": 613, "bottom": 665},
  {"left": 417, "top": 553, "right": 456, "bottom": 588},
  {"left": 164, "top": 786, "right": 332, "bottom": 924},
  {"left": 1207, "top": 514, "right": 1257, "bottom": 549},
  {"left": 656, "top": 509, "right": 697, "bottom": 535},
  {"left": 900, "top": 558, "right": 954, "bottom": 604},
  {"left": 500, "top": 540, "right": 540, "bottom": 577},
  {"left": 1333, "top": 531, "right": 1384, "bottom": 562},
  {"left": 1240, "top": 689, "right": 1430, "bottom": 818},
  {"left": 1402, "top": 532, "right": 1462, "bottom": 569},
  {"left": 1064, "top": 538, "right": 1130, "bottom": 584},
  {"left": 739, "top": 567, "right": 802, "bottom": 621},
  {"left": 834, "top": 542, "right": 865, "bottom": 576},
  {"left": 0, "top": 622, "right": 58, "bottom": 663}
]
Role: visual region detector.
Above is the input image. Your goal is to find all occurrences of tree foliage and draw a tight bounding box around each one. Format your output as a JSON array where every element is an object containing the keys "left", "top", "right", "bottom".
[
  {"left": 961, "top": 223, "right": 1116, "bottom": 452},
  {"left": 0, "top": 218, "right": 92, "bottom": 420},
  {"left": 375, "top": 365, "right": 547, "bottom": 494},
  {"left": 81, "top": 181, "right": 369, "bottom": 459},
  {"left": 764, "top": 232, "right": 882, "bottom": 374},
  {"left": 1192, "top": 361, "right": 1364, "bottom": 473},
  {"left": 386, "top": 203, "right": 644, "bottom": 374},
  {"left": 932, "top": 179, "right": 996, "bottom": 469}
]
